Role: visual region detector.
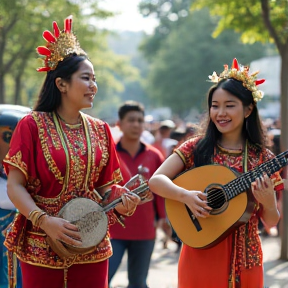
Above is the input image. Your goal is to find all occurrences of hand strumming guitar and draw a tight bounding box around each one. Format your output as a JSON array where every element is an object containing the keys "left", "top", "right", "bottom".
[{"left": 182, "top": 190, "right": 212, "bottom": 218}]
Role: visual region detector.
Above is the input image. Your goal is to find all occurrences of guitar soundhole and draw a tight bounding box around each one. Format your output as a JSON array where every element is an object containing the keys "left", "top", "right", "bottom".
[{"left": 205, "top": 184, "right": 228, "bottom": 215}]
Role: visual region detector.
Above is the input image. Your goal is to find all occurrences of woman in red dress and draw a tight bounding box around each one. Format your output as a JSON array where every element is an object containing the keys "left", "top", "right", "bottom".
[
  {"left": 3, "top": 16, "right": 140, "bottom": 288},
  {"left": 149, "top": 59, "right": 284, "bottom": 288}
]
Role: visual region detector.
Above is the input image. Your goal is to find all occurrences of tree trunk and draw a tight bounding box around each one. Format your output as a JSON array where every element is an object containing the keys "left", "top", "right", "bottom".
[
  {"left": 0, "top": 37, "right": 5, "bottom": 104},
  {"left": 279, "top": 46, "right": 288, "bottom": 260},
  {"left": 0, "top": 75, "right": 4, "bottom": 104},
  {"left": 14, "top": 74, "right": 22, "bottom": 105}
]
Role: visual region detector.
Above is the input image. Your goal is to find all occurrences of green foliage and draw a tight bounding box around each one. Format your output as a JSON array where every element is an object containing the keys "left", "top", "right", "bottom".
[
  {"left": 107, "top": 31, "right": 151, "bottom": 111},
  {"left": 0, "top": 0, "right": 136, "bottom": 116},
  {"left": 145, "top": 9, "right": 272, "bottom": 117},
  {"left": 192, "top": 0, "right": 288, "bottom": 44},
  {"left": 139, "top": 0, "right": 193, "bottom": 59}
]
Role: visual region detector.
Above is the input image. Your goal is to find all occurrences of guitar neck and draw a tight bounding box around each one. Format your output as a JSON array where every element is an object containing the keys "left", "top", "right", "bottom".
[
  {"left": 224, "top": 150, "right": 288, "bottom": 200},
  {"left": 103, "top": 182, "right": 149, "bottom": 212}
]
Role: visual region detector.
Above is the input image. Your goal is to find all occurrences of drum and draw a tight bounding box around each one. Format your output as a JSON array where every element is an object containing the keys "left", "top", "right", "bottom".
[
  {"left": 58, "top": 198, "right": 108, "bottom": 254},
  {"left": 52, "top": 174, "right": 151, "bottom": 256}
]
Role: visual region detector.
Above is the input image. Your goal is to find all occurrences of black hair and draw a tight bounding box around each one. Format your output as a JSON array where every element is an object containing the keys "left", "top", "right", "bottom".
[
  {"left": 118, "top": 100, "right": 145, "bottom": 120},
  {"left": 194, "top": 78, "right": 265, "bottom": 166},
  {"left": 34, "top": 53, "right": 88, "bottom": 112}
]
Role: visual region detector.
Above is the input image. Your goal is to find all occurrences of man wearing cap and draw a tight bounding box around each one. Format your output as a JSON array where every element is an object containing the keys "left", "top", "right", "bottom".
[
  {"left": 153, "top": 120, "right": 178, "bottom": 159},
  {"left": 0, "top": 105, "right": 29, "bottom": 288}
]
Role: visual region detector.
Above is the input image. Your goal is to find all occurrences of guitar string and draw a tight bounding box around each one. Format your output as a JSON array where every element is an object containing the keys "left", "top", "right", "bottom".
[
  {"left": 206, "top": 154, "right": 287, "bottom": 206},
  {"left": 206, "top": 140, "right": 249, "bottom": 206},
  {"left": 207, "top": 159, "right": 281, "bottom": 204},
  {"left": 207, "top": 158, "right": 285, "bottom": 206}
]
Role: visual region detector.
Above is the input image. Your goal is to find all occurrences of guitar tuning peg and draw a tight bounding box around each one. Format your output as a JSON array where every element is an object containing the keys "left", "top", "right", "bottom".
[{"left": 138, "top": 165, "right": 150, "bottom": 181}]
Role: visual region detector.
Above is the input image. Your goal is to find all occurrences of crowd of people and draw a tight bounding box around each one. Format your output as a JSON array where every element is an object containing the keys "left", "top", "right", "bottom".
[{"left": 0, "top": 15, "right": 284, "bottom": 288}]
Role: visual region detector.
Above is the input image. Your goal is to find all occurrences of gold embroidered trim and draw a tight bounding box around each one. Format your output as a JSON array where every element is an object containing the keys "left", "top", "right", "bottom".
[
  {"left": 174, "top": 149, "right": 186, "bottom": 165},
  {"left": 4, "top": 152, "right": 28, "bottom": 180},
  {"left": 32, "top": 112, "right": 64, "bottom": 184},
  {"left": 96, "top": 169, "right": 122, "bottom": 189}
]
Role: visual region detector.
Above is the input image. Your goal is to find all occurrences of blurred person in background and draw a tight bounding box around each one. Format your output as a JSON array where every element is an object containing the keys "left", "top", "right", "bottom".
[
  {"left": 108, "top": 101, "right": 170, "bottom": 288},
  {"left": 153, "top": 120, "right": 178, "bottom": 158},
  {"left": 0, "top": 105, "right": 30, "bottom": 288}
]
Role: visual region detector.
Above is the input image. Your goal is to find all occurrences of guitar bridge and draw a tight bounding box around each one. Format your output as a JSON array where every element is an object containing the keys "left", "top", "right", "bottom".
[{"left": 185, "top": 205, "right": 202, "bottom": 232}]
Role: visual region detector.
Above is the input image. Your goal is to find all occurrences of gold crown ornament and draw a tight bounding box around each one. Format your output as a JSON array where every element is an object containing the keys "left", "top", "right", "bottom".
[
  {"left": 208, "top": 58, "right": 265, "bottom": 102},
  {"left": 36, "top": 15, "right": 85, "bottom": 72}
]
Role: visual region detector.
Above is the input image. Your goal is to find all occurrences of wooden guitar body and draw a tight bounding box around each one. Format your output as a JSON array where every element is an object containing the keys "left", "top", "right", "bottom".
[{"left": 165, "top": 165, "right": 255, "bottom": 249}]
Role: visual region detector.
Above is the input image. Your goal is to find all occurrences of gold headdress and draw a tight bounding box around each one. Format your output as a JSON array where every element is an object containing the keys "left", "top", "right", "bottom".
[
  {"left": 36, "top": 15, "right": 85, "bottom": 72},
  {"left": 208, "top": 58, "right": 265, "bottom": 102}
]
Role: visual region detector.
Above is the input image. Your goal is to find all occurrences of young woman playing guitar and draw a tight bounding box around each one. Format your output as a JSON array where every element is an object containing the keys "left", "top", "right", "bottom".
[{"left": 149, "top": 58, "right": 284, "bottom": 288}]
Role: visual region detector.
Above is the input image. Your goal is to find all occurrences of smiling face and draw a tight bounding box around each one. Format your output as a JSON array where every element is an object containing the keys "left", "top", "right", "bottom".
[
  {"left": 60, "top": 59, "right": 98, "bottom": 110},
  {"left": 210, "top": 88, "right": 252, "bottom": 139}
]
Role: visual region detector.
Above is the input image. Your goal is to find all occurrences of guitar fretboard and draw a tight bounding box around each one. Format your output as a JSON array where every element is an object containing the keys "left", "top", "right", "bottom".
[{"left": 224, "top": 151, "right": 288, "bottom": 200}]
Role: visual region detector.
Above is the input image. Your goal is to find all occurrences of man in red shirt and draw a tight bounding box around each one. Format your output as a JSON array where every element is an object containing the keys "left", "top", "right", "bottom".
[{"left": 108, "top": 101, "right": 169, "bottom": 288}]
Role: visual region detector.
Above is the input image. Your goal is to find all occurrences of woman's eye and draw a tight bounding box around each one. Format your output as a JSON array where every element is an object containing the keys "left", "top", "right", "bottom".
[
  {"left": 226, "top": 105, "right": 235, "bottom": 108},
  {"left": 82, "top": 77, "right": 89, "bottom": 80}
]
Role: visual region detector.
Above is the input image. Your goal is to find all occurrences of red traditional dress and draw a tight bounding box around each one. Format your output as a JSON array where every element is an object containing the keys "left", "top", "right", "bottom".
[
  {"left": 3, "top": 111, "right": 122, "bottom": 287},
  {"left": 174, "top": 136, "right": 284, "bottom": 288}
]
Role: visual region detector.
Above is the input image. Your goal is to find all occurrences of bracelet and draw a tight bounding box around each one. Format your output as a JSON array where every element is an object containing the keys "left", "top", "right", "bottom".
[
  {"left": 38, "top": 214, "right": 48, "bottom": 228},
  {"left": 28, "top": 209, "right": 47, "bottom": 227}
]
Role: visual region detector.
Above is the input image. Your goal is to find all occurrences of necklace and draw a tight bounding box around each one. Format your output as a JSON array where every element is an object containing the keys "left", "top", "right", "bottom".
[
  {"left": 217, "top": 142, "right": 243, "bottom": 151},
  {"left": 53, "top": 111, "right": 92, "bottom": 192},
  {"left": 56, "top": 112, "right": 82, "bottom": 128}
]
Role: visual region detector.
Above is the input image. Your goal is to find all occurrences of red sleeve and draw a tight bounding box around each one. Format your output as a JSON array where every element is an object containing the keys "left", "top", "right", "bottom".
[
  {"left": 149, "top": 148, "right": 166, "bottom": 219},
  {"left": 95, "top": 122, "right": 122, "bottom": 189},
  {"left": 117, "top": 156, "right": 132, "bottom": 186},
  {"left": 174, "top": 136, "right": 201, "bottom": 169},
  {"left": 3, "top": 114, "right": 38, "bottom": 181}
]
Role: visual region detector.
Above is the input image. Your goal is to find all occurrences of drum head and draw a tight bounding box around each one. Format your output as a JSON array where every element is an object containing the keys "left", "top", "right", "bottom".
[{"left": 58, "top": 198, "right": 108, "bottom": 252}]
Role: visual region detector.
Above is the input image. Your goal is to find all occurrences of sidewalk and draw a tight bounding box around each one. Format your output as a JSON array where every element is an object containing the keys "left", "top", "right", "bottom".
[
  {"left": 262, "top": 236, "right": 288, "bottom": 288},
  {"left": 110, "top": 231, "right": 288, "bottom": 288}
]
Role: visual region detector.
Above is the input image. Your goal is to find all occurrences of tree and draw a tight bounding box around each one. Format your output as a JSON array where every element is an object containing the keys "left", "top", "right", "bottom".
[
  {"left": 139, "top": 7, "right": 270, "bottom": 118},
  {"left": 139, "top": 0, "right": 192, "bottom": 59},
  {"left": 193, "top": 0, "right": 288, "bottom": 261},
  {"left": 108, "top": 31, "right": 151, "bottom": 108},
  {"left": 0, "top": 0, "right": 82, "bottom": 103},
  {"left": 0, "top": 0, "right": 136, "bottom": 120}
]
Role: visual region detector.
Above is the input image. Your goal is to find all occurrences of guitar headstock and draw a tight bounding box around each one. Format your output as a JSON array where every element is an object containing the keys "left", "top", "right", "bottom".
[{"left": 276, "top": 150, "right": 288, "bottom": 166}]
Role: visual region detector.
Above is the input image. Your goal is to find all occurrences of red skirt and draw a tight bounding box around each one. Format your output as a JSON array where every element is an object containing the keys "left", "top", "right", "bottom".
[
  {"left": 178, "top": 235, "right": 263, "bottom": 288},
  {"left": 20, "top": 260, "right": 108, "bottom": 288}
]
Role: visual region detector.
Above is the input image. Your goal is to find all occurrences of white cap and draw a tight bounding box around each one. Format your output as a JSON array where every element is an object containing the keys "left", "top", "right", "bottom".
[{"left": 160, "top": 120, "right": 176, "bottom": 129}]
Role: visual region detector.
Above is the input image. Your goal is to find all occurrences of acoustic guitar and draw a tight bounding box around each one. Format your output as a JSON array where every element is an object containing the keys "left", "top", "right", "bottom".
[{"left": 165, "top": 150, "right": 288, "bottom": 249}]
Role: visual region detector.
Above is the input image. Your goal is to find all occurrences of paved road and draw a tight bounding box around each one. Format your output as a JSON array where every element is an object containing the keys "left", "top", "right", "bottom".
[{"left": 110, "top": 231, "right": 288, "bottom": 288}]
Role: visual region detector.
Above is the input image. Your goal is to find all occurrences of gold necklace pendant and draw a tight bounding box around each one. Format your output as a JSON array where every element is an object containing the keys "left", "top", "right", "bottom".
[
  {"left": 57, "top": 112, "right": 82, "bottom": 127},
  {"left": 64, "top": 122, "right": 82, "bottom": 129}
]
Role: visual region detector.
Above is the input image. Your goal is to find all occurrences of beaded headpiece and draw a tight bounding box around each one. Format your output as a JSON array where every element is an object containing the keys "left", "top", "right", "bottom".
[
  {"left": 208, "top": 58, "right": 265, "bottom": 102},
  {"left": 36, "top": 15, "right": 86, "bottom": 72}
]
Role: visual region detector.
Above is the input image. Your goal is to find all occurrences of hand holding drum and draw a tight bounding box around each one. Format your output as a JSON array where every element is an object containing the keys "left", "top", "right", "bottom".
[{"left": 43, "top": 174, "right": 148, "bottom": 258}]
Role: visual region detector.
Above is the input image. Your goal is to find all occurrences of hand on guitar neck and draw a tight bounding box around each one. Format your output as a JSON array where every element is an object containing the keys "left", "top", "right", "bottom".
[
  {"left": 102, "top": 184, "right": 141, "bottom": 217},
  {"left": 251, "top": 172, "right": 280, "bottom": 228},
  {"left": 251, "top": 172, "right": 276, "bottom": 206}
]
